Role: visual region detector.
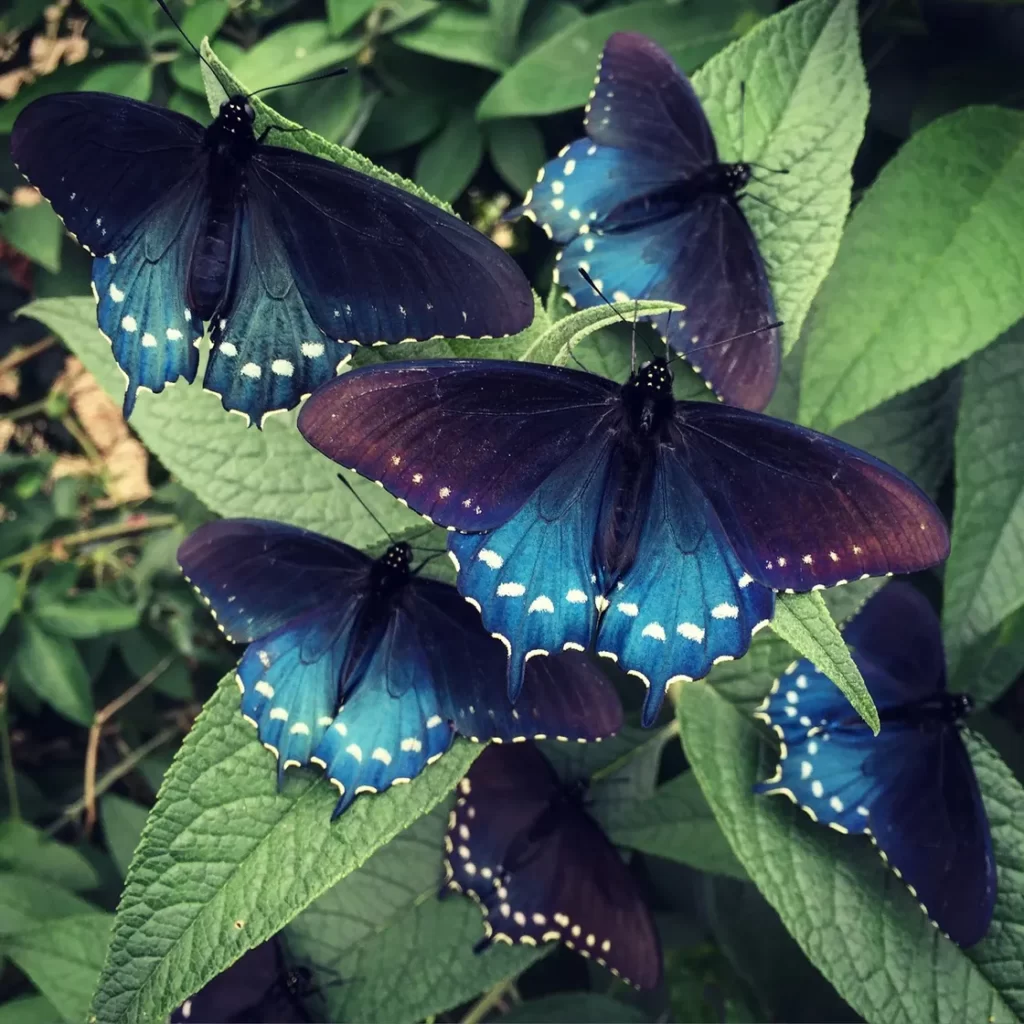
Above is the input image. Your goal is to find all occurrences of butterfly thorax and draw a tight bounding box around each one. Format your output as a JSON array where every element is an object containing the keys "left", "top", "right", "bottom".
[
  {"left": 504, "top": 781, "right": 588, "bottom": 871},
  {"left": 189, "top": 97, "right": 258, "bottom": 319},
  {"left": 877, "top": 691, "right": 973, "bottom": 728}
]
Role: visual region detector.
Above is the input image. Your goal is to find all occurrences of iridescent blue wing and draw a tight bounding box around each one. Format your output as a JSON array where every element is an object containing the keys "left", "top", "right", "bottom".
[
  {"left": 177, "top": 519, "right": 371, "bottom": 644},
  {"left": 671, "top": 404, "right": 951, "bottom": 592},
  {"left": 444, "top": 744, "right": 662, "bottom": 989},
  {"left": 559, "top": 199, "right": 780, "bottom": 412},
  {"left": 508, "top": 139, "right": 676, "bottom": 245},
  {"left": 251, "top": 146, "right": 534, "bottom": 345},
  {"left": 585, "top": 32, "right": 717, "bottom": 169},
  {"left": 754, "top": 656, "right": 995, "bottom": 947},
  {"left": 298, "top": 360, "right": 619, "bottom": 531},
  {"left": 596, "top": 446, "right": 774, "bottom": 726},
  {"left": 203, "top": 176, "right": 354, "bottom": 426},
  {"left": 10, "top": 93, "right": 205, "bottom": 255},
  {"left": 12, "top": 93, "right": 209, "bottom": 416}
]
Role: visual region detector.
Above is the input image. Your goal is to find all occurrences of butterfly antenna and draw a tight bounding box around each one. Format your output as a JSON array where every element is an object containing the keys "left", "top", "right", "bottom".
[
  {"left": 412, "top": 551, "right": 449, "bottom": 577},
  {"left": 248, "top": 66, "right": 350, "bottom": 98},
  {"left": 743, "top": 189, "right": 787, "bottom": 217},
  {"left": 335, "top": 472, "right": 398, "bottom": 545},
  {"left": 739, "top": 80, "right": 746, "bottom": 162},
  {"left": 748, "top": 162, "right": 789, "bottom": 176},
  {"left": 683, "top": 320, "right": 784, "bottom": 358},
  {"left": 152, "top": 0, "right": 229, "bottom": 95}
]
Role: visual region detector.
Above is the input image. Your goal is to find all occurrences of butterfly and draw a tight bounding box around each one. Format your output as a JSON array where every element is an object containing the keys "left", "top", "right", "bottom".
[
  {"left": 10, "top": 67, "right": 533, "bottom": 426},
  {"left": 297, "top": 357, "right": 951, "bottom": 727},
  {"left": 177, "top": 519, "right": 623, "bottom": 817},
  {"left": 171, "top": 936, "right": 318, "bottom": 1023},
  {"left": 754, "top": 581, "right": 995, "bottom": 947},
  {"left": 441, "top": 742, "right": 662, "bottom": 989},
  {"left": 506, "top": 31, "right": 779, "bottom": 412}
]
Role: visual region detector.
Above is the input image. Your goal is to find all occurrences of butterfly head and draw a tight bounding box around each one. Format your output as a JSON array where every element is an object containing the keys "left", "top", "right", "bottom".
[
  {"left": 207, "top": 96, "right": 258, "bottom": 157},
  {"left": 377, "top": 542, "right": 412, "bottom": 576},
  {"left": 621, "top": 358, "right": 675, "bottom": 437},
  {"left": 721, "top": 161, "right": 752, "bottom": 195}
]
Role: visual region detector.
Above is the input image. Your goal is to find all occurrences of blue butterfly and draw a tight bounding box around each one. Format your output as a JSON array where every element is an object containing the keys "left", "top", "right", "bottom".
[
  {"left": 177, "top": 519, "right": 622, "bottom": 817},
  {"left": 507, "top": 31, "right": 779, "bottom": 412},
  {"left": 298, "top": 358, "right": 950, "bottom": 728},
  {"left": 11, "top": 77, "right": 532, "bottom": 426},
  {"left": 754, "top": 582, "right": 996, "bottom": 947},
  {"left": 442, "top": 743, "right": 662, "bottom": 989}
]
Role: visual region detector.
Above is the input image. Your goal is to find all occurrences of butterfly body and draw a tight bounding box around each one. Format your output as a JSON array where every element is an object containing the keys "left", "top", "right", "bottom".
[{"left": 12, "top": 85, "right": 533, "bottom": 424}]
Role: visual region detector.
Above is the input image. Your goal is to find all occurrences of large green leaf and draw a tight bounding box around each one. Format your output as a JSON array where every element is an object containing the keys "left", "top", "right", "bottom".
[
  {"left": 88, "top": 675, "right": 480, "bottom": 1024},
  {"left": 414, "top": 108, "right": 485, "bottom": 202},
  {"left": 5, "top": 913, "right": 111, "bottom": 1024},
  {"left": 952, "top": 604, "right": 1024, "bottom": 709},
  {"left": 943, "top": 322, "right": 1024, "bottom": 671},
  {"left": 678, "top": 683, "right": 1024, "bottom": 1024},
  {"left": 396, "top": 5, "right": 508, "bottom": 72},
  {"left": 0, "top": 995, "right": 60, "bottom": 1024},
  {"left": 229, "top": 21, "right": 360, "bottom": 90},
  {"left": 33, "top": 588, "right": 140, "bottom": 639},
  {"left": 286, "top": 803, "right": 543, "bottom": 1023},
  {"left": 800, "top": 106, "right": 1024, "bottom": 430},
  {"left": 486, "top": 118, "right": 547, "bottom": 195},
  {"left": 0, "top": 822, "right": 99, "bottom": 892},
  {"left": 0, "top": 873, "right": 95, "bottom": 937},
  {"left": 13, "top": 616, "right": 93, "bottom": 726},
  {"left": 1, "top": 201, "right": 63, "bottom": 273},
  {"left": 477, "top": 0, "right": 742, "bottom": 120}
]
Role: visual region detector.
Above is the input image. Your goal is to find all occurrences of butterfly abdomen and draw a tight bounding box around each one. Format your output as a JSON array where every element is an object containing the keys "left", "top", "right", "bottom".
[{"left": 188, "top": 158, "right": 245, "bottom": 320}]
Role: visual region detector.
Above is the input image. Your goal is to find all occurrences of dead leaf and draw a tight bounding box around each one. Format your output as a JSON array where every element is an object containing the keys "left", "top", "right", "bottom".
[
  {"left": 0, "top": 419, "right": 15, "bottom": 454},
  {"left": 0, "top": 370, "right": 19, "bottom": 400}
]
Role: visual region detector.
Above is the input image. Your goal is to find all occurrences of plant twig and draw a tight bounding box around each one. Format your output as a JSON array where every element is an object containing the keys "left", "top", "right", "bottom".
[
  {"left": 47, "top": 723, "right": 181, "bottom": 836},
  {"left": 0, "top": 336, "right": 55, "bottom": 376},
  {"left": 0, "top": 683, "right": 20, "bottom": 821},
  {"left": 462, "top": 978, "right": 515, "bottom": 1024},
  {"left": 82, "top": 654, "right": 174, "bottom": 834}
]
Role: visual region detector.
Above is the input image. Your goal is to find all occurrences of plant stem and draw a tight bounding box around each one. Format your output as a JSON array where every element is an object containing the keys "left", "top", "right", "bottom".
[
  {"left": 461, "top": 978, "right": 514, "bottom": 1024},
  {"left": 0, "top": 514, "right": 179, "bottom": 572},
  {"left": 0, "top": 684, "right": 20, "bottom": 821},
  {"left": 4, "top": 398, "right": 49, "bottom": 422},
  {"left": 0, "top": 336, "right": 55, "bottom": 376}
]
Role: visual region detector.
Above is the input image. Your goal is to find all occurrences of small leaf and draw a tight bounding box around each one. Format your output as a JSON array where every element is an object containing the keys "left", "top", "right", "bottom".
[
  {"left": 943, "top": 322, "right": 1024, "bottom": 671},
  {"left": 170, "top": 40, "right": 243, "bottom": 96},
  {"left": 770, "top": 592, "right": 877, "bottom": 733},
  {"left": 520, "top": 300, "right": 685, "bottom": 367},
  {"left": 0, "top": 873, "right": 95, "bottom": 937},
  {"left": 327, "top": 0, "right": 375, "bottom": 37},
  {"left": 0, "top": 575, "right": 16, "bottom": 633},
  {"left": 79, "top": 61, "right": 154, "bottom": 101},
  {"left": 486, "top": 118, "right": 546, "bottom": 195},
  {"left": 88, "top": 675, "right": 480, "bottom": 1024},
  {"left": 1, "top": 201, "right": 63, "bottom": 273},
  {"left": 5, "top": 913, "right": 111, "bottom": 1024},
  {"left": 0, "top": 995, "right": 61, "bottom": 1024},
  {"left": 477, "top": 0, "right": 741, "bottom": 120},
  {"left": 414, "top": 108, "right": 484, "bottom": 203},
  {"left": 230, "top": 22, "right": 361, "bottom": 92},
  {"left": 78, "top": 0, "right": 154, "bottom": 45},
  {"left": 287, "top": 803, "right": 543, "bottom": 1023},
  {"left": 33, "top": 588, "right": 140, "bottom": 639},
  {"left": 953, "top": 605, "right": 1024, "bottom": 709},
  {"left": 489, "top": 0, "right": 531, "bottom": 64},
  {"left": 180, "top": 0, "right": 231, "bottom": 42},
  {"left": 99, "top": 795, "right": 150, "bottom": 880},
  {"left": 678, "top": 683, "right": 1024, "bottom": 1024},
  {"left": 13, "top": 617, "right": 93, "bottom": 726},
  {"left": 0, "top": 821, "right": 100, "bottom": 892},
  {"left": 396, "top": 5, "right": 507, "bottom": 73},
  {"left": 800, "top": 106, "right": 1024, "bottom": 430},
  {"left": 357, "top": 93, "right": 446, "bottom": 155}
]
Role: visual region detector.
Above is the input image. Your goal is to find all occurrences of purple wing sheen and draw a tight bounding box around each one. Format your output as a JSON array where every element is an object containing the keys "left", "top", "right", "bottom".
[
  {"left": 595, "top": 448, "right": 774, "bottom": 726},
  {"left": 444, "top": 744, "right": 662, "bottom": 989},
  {"left": 755, "top": 619, "right": 995, "bottom": 947},
  {"left": 298, "top": 360, "right": 619, "bottom": 531},
  {"left": 559, "top": 197, "right": 779, "bottom": 411},
  {"left": 671, "top": 403, "right": 951, "bottom": 592},
  {"left": 585, "top": 32, "right": 717, "bottom": 170},
  {"left": 177, "top": 519, "right": 371, "bottom": 644},
  {"left": 204, "top": 176, "right": 354, "bottom": 426},
  {"left": 251, "top": 146, "right": 534, "bottom": 344},
  {"left": 11, "top": 92, "right": 205, "bottom": 256},
  {"left": 507, "top": 139, "right": 676, "bottom": 245}
]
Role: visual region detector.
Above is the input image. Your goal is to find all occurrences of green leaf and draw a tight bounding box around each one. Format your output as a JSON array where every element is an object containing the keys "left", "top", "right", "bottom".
[
  {"left": 327, "top": 0, "right": 375, "bottom": 37},
  {"left": 605, "top": 771, "right": 747, "bottom": 881},
  {"left": 943, "top": 322, "right": 1024, "bottom": 671},
  {"left": 287, "top": 803, "right": 543, "bottom": 1023},
  {"left": 800, "top": 106, "right": 1024, "bottom": 430},
  {"left": 952, "top": 604, "right": 1024, "bottom": 709},
  {"left": 489, "top": 0, "right": 531, "bottom": 64},
  {"left": 230, "top": 22, "right": 361, "bottom": 92},
  {"left": 0, "top": 873, "right": 95, "bottom": 937},
  {"left": 0, "top": 575, "right": 16, "bottom": 633},
  {"left": 99, "top": 795, "right": 150, "bottom": 880},
  {"left": 357, "top": 92, "right": 446, "bottom": 154},
  {"left": 771, "top": 592, "right": 877, "bottom": 733},
  {"left": 79, "top": 61, "right": 154, "bottom": 101},
  {"left": 500, "top": 994, "right": 652, "bottom": 1023},
  {"left": 13, "top": 616, "right": 93, "bottom": 725},
  {"left": 396, "top": 4, "right": 507, "bottom": 73},
  {"left": 180, "top": 0, "right": 231, "bottom": 43},
  {"left": 0, "top": 821, "right": 100, "bottom": 892},
  {"left": 5, "top": 913, "right": 111, "bottom": 1024},
  {"left": 486, "top": 118, "right": 546, "bottom": 195},
  {"left": 88, "top": 675, "right": 481, "bottom": 1024},
  {"left": 33, "top": 588, "right": 140, "bottom": 639},
  {"left": 679, "top": 683, "right": 1024, "bottom": 1024},
  {"left": 170, "top": 40, "right": 243, "bottom": 96},
  {"left": 414, "top": 108, "right": 484, "bottom": 202},
  {"left": 0, "top": 995, "right": 60, "bottom": 1024},
  {"left": 521, "top": 300, "right": 685, "bottom": 367},
  {"left": 1, "top": 201, "right": 63, "bottom": 273},
  {"left": 0, "top": 63, "right": 90, "bottom": 134},
  {"left": 477, "top": 0, "right": 742, "bottom": 120},
  {"left": 275, "top": 70, "right": 363, "bottom": 144},
  {"left": 78, "top": 0, "right": 154, "bottom": 45}
]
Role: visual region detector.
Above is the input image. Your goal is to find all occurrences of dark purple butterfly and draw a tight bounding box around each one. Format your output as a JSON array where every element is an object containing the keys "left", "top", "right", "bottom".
[
  {"left": 178, "top": 519, "right": 622, "bottom": 817},
  {"left": 298, "top": 358, "right": 950, "bottom": 727},
  {"left": 442, "top": 743, "right": 662, "bottom": 989},
  {"left": 10, "top": 71, "right": 532, "bottom": 426},
  {"left": 754, "top": 582, "right": 995, "bottom": 947},
  {"left": 507, "top": 31, "right": 779, "bottom": 412}
]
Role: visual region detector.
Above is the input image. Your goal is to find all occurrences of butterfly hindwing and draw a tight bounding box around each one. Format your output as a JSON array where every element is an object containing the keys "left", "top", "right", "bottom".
[
  {"left": 445, "top": 744, "right": 662, "bottom": 989},
  {"left": 251, "top": 146, "right": 534, "bottom": 344},
  {"left": 204, "top": 181, "right": 354, "bottom": 425}
]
